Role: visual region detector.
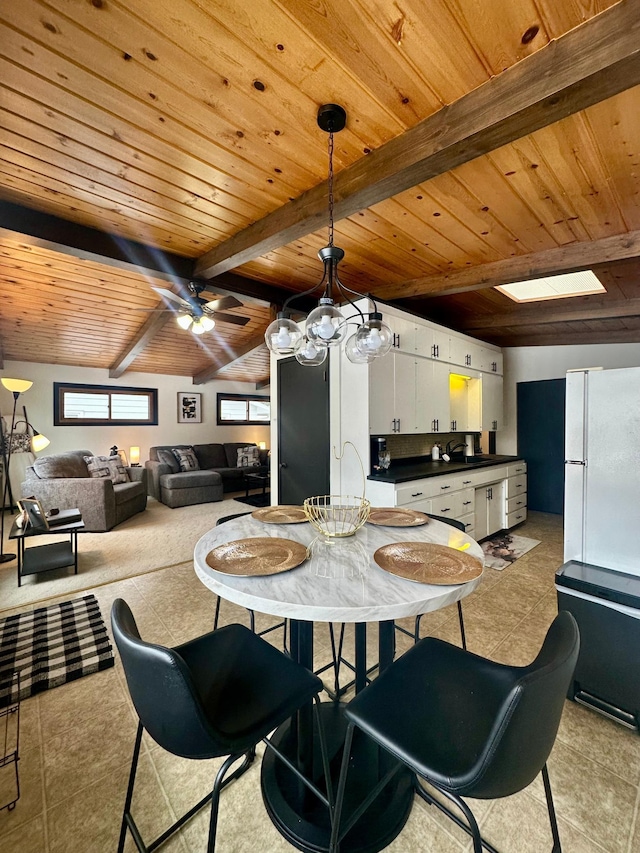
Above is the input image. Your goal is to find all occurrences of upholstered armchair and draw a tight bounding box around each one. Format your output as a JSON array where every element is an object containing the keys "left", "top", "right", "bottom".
[{"left": 21, "top": 450, "right": 147, "bottom": 532}]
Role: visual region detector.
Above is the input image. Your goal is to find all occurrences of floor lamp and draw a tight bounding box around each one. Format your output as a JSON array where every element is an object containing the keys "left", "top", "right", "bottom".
[{"left": 0, "top": 378, "right": 41, "bottom": 564}]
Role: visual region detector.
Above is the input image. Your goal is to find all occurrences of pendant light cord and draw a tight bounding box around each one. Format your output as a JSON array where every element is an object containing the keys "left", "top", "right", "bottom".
[{"left": 328, "top": 126, "right": 335, "bottom": 248}]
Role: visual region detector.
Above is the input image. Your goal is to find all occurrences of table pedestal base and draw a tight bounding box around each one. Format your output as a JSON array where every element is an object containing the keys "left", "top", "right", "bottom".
[{"left": 261, "top": 702, "right": 413, "bottom": 853}]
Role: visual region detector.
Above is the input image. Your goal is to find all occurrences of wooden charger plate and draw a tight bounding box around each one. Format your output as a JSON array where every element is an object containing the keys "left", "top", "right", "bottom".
[
  {"left": 206, "top": 537, "right": 308, "bottom": 576},
  {"left": 373, "top": 542, "right": 483, "bottom": 585},
  {"left": 251, "top": 505, "right": 308, "bottom": 524},
  {"left": 368, "top": 507, "right": 428, "bottom": 527}
]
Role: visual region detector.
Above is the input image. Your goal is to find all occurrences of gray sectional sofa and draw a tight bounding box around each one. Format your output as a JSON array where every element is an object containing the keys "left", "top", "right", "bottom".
[
  {"left": 21, "top": 450, "right": 148, "bottom": 532},
  {"left": 145, "top": 443, "right": 268, "bottom": 508}
]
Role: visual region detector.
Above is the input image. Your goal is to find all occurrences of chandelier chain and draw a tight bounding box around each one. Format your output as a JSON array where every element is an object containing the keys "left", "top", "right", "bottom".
[{"left": 328, "top": 128, "right": 334, "bottom": 247}]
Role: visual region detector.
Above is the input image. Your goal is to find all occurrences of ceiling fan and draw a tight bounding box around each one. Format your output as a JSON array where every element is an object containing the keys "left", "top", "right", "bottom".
[{"left": 149, "top": 282, "right": 251, "bottom": 334}]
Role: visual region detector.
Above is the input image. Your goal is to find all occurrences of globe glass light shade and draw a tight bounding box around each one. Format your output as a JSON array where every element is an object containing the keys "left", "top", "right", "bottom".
[
  {"left": 1, "top": 378, "right": 33, "bottom": 394},
  {"left": 345, "top": 333, "right": 376, "bottom": 364},
  {"left": 305, "top": 301, "right": 346, "bottom": 347},
  {"left": 191, "top": 318, "right": 207, "bottom": 335},
  {"left": 294, "top": 336, "right": 328, "bottom": 366},
  {"left": 31, "top": 432, "right": 50, "bottom": 453},
  {"left": 354, "top": 314, "right": 393, "bottom": 357},
  {"left": 199, "top": 315, "right": 215, "bottom": 331},
  {"left": 176, "top": 313, "right": 193, "bottom": 330},
  {"left": 264, "top": 316, "right": 303, "bottom": 354}
]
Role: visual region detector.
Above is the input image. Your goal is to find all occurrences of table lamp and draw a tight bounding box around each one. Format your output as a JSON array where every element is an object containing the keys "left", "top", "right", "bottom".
[{"left": 129, "top": 446, "right": 141, "bottom": 466}]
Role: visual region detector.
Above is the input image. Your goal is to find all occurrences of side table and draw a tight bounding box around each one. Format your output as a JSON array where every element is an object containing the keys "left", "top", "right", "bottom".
[
  {"left": 244, "top": 470, "right": 270, "bottom": 500},
  {"left": 9, "top": 510, "right": 85, "bottom": 587}
]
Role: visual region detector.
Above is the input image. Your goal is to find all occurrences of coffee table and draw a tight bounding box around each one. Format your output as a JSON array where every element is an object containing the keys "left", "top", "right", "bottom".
[
  {"left": 9, "top": 510, "right": 84, "bottom": 587},
  {"left": 244, "top": 470, "right": 270, "bottom": 500}
]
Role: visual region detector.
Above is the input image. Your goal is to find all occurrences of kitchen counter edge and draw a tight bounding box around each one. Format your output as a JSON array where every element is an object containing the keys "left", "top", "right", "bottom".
[{"left": 367, "top": 455, "right": 523, "bottom": 485}]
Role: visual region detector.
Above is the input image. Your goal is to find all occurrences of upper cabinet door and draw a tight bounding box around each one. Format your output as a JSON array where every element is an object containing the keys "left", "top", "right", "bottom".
[
  {"left": 482, "top": 373, "right": 504, "bottom": 431},
  {"left": 369, "top": 354, "right": 396, "bottom": 434},
  {"left": 416, "top": 358, "right": 450, "bottom": 433},
  {"left": 393, "top": 353, "right": 417, "bottom": 433},
  {"left": 479, "top": 348, "right": 503, "bottom": 375},
  {"left": 389, "top": 316, "right": 417, "bottom": 354},
  {"left": 448, "top": 336, "right": 484, "bottom": 370}
]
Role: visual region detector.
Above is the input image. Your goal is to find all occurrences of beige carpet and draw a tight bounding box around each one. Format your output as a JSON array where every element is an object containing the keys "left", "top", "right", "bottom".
[{"left": 0, "top": 497, "right": 251, "bottom": 613}]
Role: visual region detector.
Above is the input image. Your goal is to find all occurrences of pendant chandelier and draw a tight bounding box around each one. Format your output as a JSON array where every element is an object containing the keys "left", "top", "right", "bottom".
[{"left": 264, "top": 104, "right": 393, "bottom": 367}]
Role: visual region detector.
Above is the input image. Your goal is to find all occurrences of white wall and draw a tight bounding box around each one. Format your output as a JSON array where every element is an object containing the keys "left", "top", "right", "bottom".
[
  {"left": 1, "top": 361, "right": 270, "bottom": 494},
  {"left": 499, "top": 343, "right": 640, "bottom": 454}
]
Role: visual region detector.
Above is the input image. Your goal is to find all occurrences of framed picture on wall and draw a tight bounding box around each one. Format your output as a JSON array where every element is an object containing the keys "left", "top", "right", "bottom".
[{"left": 177, "top": 392, "right": 202, "bottom": 424}]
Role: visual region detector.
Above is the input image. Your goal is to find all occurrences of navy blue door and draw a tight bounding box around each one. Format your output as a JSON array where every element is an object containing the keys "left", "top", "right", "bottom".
[{"left": 517, "top": 378, "right": 566, "bottom": 515}]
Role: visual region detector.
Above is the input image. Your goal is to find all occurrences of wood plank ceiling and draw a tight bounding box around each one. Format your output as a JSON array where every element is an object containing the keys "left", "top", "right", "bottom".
[{"left": 1, "top": 0, "right": 639, "bottom": 383}]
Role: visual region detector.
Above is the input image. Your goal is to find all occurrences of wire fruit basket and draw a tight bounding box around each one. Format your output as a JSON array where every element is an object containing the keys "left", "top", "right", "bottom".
[
  {"left": 303, "top": 442, "right": 370, "bottom": 537},
  {"left": 304, "top": 494, "right": 370, "bottom": 538}
]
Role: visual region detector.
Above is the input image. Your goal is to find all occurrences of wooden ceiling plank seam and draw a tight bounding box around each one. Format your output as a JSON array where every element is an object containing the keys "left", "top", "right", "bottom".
[
  {"left": 192, "top": 333, "right": 268, "bottom": 384},
  {"left": 195, "top": 0, "right": 640, "bottom": 279},
  {"left": 0, "top": 102, "right": 257, "bottom": 231},
  {"left": 379, "top": 228, "right": 640, "bottom": 300},
  {"left": 0, "top": 52, "right": 297, "bottom": 212},
  {"left": 1, "top": 7, "right": 321, "bottom": 194},
  {"left": 45, "top": 0, "right": 381, "bottom": 164},
  {"left": 0, "top": 147, "right": 227, "bottom": 246},
  {"left": 0, "top": 179, "right": 205, "bottom": 255}
]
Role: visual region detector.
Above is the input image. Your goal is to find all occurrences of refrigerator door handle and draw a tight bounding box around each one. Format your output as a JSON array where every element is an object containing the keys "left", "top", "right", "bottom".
[{"left": 565, "top": 460, "right": 587, "bottom": 465}]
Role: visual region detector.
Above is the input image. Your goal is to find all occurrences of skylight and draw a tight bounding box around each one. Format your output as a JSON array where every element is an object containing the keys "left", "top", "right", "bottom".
[{"left": 495, "top": 270, "right": 606, "bottom": 303}]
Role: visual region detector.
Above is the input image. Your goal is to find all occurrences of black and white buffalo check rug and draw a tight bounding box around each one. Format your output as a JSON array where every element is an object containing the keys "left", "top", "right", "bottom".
[{"left": 0, "top": 594, "right": 114, "bottom": 706}]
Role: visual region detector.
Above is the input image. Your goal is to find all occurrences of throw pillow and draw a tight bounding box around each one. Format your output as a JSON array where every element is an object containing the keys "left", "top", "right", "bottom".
[
  {"left": 157, "top": 448, "right": 180, "bottom": 473},
  {"left": 236, "top": 445, "right": 260, "bottom": 468},
  {"left": 172, "top": 447, "right": 200, "bottom": 472},
  {"left": 83, "top": 455, "right": 129, "bottom": 484}
]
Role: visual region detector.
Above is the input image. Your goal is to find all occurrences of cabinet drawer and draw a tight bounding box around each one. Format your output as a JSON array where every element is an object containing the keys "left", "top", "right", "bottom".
[
  {"left": 506, "top": 476, "right": 526, "bottom": 498},
  {"left": 506, "top": 494, "right": 527, "bottom": 515},
  {"left": 428, "top": 493, "right": 461, "bottom": 518},
  {"left": 396, "top": 479, "right": 443, "bottom": 505},
  {"left": 459, "top": 488, "right": 475, "bottom": 514},
  {"left": 507, "top": 462, "right": 527, "bottom": 477},
  {"left": 459, "top": 511, "right": 475, "bottom": 539},
  {"left": 506, "top": 507, "right": 527, "bottom": 528}
]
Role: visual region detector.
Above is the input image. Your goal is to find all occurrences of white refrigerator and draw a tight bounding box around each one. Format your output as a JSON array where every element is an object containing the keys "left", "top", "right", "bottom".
[{"left": 564, "top": 366, "right": 640, "bottom": 576}]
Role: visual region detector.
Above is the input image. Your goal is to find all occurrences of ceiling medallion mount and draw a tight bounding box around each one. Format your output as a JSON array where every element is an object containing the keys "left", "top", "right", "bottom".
[{"left": 264, "top": 103, "right": 393, "bottom": 366}]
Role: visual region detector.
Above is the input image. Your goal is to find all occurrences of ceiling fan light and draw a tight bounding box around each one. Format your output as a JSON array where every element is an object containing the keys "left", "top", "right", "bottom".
[
  {"left": 294, "top": 336, "right": 328, "bottom": 366},
  {"left": 191, "top": 318, "right": 207, "bottom": 335},
  {"left": 305, "top": 300, "right": 346, "bottom": 346},
  {"left": 354, "top": 313, "right": 393, "bottom": 357},
  {"left": 176, "top": 313, "right": 193, "bottom": 330},
  {"left": 200, "top": 315, "right": 215, "bottom": 331},
  {"left": 264, "top": 315, "right": 303, "bottom": 354}
]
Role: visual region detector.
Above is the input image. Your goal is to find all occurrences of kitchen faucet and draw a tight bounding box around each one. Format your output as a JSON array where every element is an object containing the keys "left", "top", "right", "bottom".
[{"left": 445, "top": 441, "right": 467, "bottom": 456}]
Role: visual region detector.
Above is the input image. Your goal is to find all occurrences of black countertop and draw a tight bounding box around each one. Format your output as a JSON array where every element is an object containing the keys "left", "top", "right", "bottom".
[{"left": 367, "top": 455, "right": 522, "bottom": 484}]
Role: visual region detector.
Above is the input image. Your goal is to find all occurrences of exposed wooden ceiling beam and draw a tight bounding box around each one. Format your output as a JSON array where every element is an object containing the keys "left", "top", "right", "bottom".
[
  {"left": 192, "top": 334, "right": 267, "bottom": 385},
  {"left": 457, "top": 298, "right": 640, "bottom": 331},
  {"left": 256, "top": 378, "right": 270, "bottom": 390},
  {"left": 380, "top": 229, "right": 640, "bottom": 301},
  {"left": 195, "top": 0, "right": 640, "bottom": 281},
  {"left": 497, "top": 328, "right": 640, "bottom": 347},
  {"left": 108, "top": 312, "right": 174, "bottom": 378}
]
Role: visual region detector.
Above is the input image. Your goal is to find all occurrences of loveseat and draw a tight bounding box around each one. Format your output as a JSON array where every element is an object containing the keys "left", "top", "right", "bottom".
[
  {"left": 21, "top": 450, "right": 148, "bottom": 532},
  {"left": 146, "top": 443, "right": 268, "bottom": 508}
]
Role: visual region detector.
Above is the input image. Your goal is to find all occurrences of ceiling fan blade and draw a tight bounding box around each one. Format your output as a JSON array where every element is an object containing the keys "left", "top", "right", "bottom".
[
  {"left": 151, "top": 286, "right": 192, "bottom": 311},
  {"left": 209, "top": 312, "right": 251, "bottom": 326},
  {"left": 201, "top": 295, "right": 243, "bottom": 311}
]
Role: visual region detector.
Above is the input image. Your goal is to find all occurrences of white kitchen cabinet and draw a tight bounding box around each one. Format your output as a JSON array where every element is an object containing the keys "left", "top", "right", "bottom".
[
  {"left": 449, "top": 371, "right": 482, "bottom": 433},
  {"left": 416, "top": 358, "right": 450, "bottom": 433},
  {"left": 389, "top": 315, "right": 417, "bottom": 354},
  {"left": 481, "top": 372, "right": 503, "bottom": 431},
  {"left": 369, "top": 352, "right": 418, "bottom": 434},
  {"left": 475, "top": 480, "right": 505, "bottom": 540},
  {"left": 480, "top": 348, "right": 503, "bottom": 375},
  {"left": 448, "top": 336, "right": 484, "bottom": 370}
]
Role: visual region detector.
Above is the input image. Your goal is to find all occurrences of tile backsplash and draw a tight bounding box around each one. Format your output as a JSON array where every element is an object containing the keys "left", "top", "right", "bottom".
[{"left": 385, "top": 432, "right": 479, "bottom": 460}]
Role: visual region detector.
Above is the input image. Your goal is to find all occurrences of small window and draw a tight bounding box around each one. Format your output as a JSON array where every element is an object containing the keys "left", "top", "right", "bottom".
[
  {"left": 217, "top": 393, "right": 270, "bottom": 425},
  {"left": 54, "top": 383, "right": 158, "bottom": 426}
]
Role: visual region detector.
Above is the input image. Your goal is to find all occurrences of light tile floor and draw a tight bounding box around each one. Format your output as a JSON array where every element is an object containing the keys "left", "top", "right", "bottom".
[{"left": 1, "top": 512, "right": 638, "bottom": 852}]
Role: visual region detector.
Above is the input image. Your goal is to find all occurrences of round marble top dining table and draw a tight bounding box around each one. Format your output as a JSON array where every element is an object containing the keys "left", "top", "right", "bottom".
[{"left": 193, "top": 511, "right": 485, "bottom": 853}]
